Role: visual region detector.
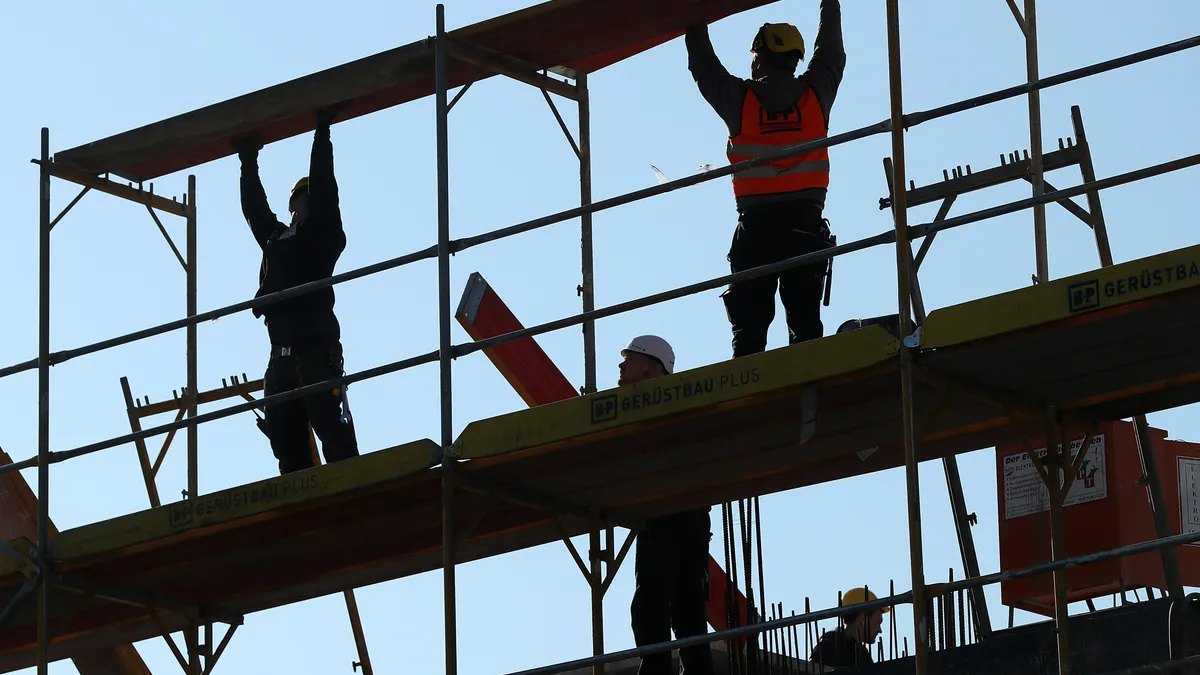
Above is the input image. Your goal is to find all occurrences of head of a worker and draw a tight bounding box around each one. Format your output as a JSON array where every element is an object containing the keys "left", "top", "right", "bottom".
[
  {"left": 618, "top": 335, "right": 675, "bottom": 387},
  {"left": 840, "top": 587, "right": 888, "bottom": 644},
  {"left": 289, "top": 177, "right": 311, "bottom": 224},
  {"left": 750, "top": 23, "right": 805, "bottom": 80}
]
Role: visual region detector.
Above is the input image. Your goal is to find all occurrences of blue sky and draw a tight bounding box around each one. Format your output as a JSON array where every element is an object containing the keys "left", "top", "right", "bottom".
[{"left": 2, "top": 1, "right": 1199, "bottom": 673}]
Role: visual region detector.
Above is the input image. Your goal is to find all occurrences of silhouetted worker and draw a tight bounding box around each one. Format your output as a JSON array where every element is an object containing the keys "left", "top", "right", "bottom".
[
  {"left": 809, "top": 587, "right": 886, "bottom": 669},
  {"left": 686, "top": 1, "right": 846, "bottom": 357},
  {"left": 620, "top": 336, "right": 715, "bottom": 675},
  {"left": 232, "top": 102, "right": 359, "bottom": 475}
]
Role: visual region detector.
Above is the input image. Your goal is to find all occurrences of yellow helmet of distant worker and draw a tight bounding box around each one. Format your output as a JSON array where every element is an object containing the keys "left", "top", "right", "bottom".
[
  {"left": 291, "top": 177, "right": 310, "bottom": 197},
  {"left": 751, "top": 22, "right": 805, "bottom": 60},
  {"left": 842, "top": 587, "right": 891, "bottom": 613}
]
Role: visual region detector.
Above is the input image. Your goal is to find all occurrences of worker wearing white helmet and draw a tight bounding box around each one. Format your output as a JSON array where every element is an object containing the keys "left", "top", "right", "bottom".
[
  {"left": 620, "top": 335, "right": 715, "bottom": 675},
  {"left": 618, "top": 335, "right": 676, "bottom": 385}
]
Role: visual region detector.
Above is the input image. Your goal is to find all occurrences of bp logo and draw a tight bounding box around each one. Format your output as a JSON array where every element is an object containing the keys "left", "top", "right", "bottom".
[
  {"left": 590, "top": 395, "right": 618, "bottom": 424},
  {"left": 1067, "top": 280, "right": 1099, "bottom": 313}
]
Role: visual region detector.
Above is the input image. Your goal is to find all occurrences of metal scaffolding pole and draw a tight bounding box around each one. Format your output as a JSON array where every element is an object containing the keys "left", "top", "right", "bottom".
[
  {"left": 435, "top": 6, "right": 458, "bottom": 675},
  {"left": 185, "top": 175, "right": 201, "bottom": 675},
  {"left": 1024, "top": 0, "right": 1049, "bottom": 282},
  {"left": 578, "top": 72, "right": 596, "bottom": 395},
  {"left": 589, "top": 519, "right": 605, "bottom": 675},
  {"left": 36, "top": 127, "right": 51, "bottom": 675},
  {"left": 884, "top": 3, "right": 930, "bottom": 674},
  {"left": 186, "top": 175, "right": 198, "bottom": 499}
]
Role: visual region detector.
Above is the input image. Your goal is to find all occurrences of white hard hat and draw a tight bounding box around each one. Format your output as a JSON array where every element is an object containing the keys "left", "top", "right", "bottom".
[{"left": 621, "top": 335, "right": 675, "bottom": 375}]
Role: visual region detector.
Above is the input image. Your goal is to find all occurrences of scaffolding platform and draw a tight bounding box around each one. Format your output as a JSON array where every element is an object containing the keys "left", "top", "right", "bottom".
[{"left": 2, "top": 243, "right": 1199, "bottom": 672}]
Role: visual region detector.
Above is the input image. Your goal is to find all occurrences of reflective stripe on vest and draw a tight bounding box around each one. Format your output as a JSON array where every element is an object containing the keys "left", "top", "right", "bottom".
[{"left": 726, "top": 85, "right": 829, "bottom": 198}]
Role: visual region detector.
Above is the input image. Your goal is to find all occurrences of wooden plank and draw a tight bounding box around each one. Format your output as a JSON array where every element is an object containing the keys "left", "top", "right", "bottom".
[{"left": 53, "top": 0, "right": 778, "bottom": 182}]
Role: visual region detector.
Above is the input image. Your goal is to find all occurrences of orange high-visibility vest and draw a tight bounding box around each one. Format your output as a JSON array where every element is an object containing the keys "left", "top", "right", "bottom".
[{"left": 726, "top": 85, "right": 830, "bottom": 198}]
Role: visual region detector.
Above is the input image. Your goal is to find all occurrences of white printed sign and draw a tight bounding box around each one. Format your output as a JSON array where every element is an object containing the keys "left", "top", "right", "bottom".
[
  {"left": 1177, "top": 457, "right": 1200, "bottom": 545},
  {"left": 1002, "top": 435, "right": 1108, "bottom": 520}
]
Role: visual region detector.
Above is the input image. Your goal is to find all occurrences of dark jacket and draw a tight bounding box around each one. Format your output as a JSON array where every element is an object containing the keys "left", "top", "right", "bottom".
[
  {"left": 809, "top": 627, "right": 873, "bottom": 670},
  {"left": 686, "top": 0, "right": 846, "bottom": 210},
  {"left": 240, "top": 122, "right": 346, "bottom": 347}
]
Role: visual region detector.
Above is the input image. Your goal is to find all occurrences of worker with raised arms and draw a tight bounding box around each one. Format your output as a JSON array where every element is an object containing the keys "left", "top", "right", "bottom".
[
  {"left": 620, "top": 335, "right": 715, "bottom": 675},
  {"left": 231, "top": 102, "right": 360, "bottom": 476},
  {"left": 686, "top": 0, "right": 846, "bottom": 357}
]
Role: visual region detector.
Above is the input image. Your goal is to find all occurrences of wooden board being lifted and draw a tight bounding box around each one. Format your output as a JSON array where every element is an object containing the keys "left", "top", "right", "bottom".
[{"left": 52, "top": 0, "right": 778, "bottom": 183}]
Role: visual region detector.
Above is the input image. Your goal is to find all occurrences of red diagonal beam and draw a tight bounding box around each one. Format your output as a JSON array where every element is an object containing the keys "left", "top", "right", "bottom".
[{"left": 454, "top": 272, "right": 749, "bottom": 632}]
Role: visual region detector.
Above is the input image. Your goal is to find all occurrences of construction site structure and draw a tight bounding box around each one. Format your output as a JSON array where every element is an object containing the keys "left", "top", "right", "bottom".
[{"left": 2, "top": 0, "right": 1200, "bottom": 674}]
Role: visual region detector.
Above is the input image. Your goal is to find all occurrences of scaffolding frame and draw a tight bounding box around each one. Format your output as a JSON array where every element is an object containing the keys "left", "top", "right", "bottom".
[{"left": 3, "top": 2, "right": 1200, "bottom": 674}]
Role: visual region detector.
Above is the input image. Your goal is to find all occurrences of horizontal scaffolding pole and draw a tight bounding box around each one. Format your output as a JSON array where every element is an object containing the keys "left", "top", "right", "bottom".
[
  {"left": 38, "top": 161, "right": 188, "bottom": 218},
  {"left": 0, "top": 350, "right": 440, "bottom": 476},
  {"left": 914, "top": 152, "right": 1200, "bottom": 240},
  {"left": 503, "top": 591, "right": 912, "bottom": 675},
  {"left": 1, "top": 32, "right": 1195, "bottom": 384},
  {"left": 1, "top": 148, "right": 1195, "bottom": 476},
  {"left": 0, "top": 245, "right": 438, "bottom": 379},
  {"left": 513, "top": 530, "right": 1200, "bottom": 675},
  {"left": 450, "top": 32, "right": 1200, "bottom": 253},
  {"left": 937, "top": 529, "right": 1200, "bottom": 596}
]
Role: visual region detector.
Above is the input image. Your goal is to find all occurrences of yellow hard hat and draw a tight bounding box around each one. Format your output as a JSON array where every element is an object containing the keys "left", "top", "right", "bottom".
[
  {"left": 751, "top": 23, "right": 805, "bottom": 59},
  {"left": 291, "top": 177, "right": 310, "bottom": 196},
  {"left": 842, "top": 587, "right": 890, "bottom": 613}
]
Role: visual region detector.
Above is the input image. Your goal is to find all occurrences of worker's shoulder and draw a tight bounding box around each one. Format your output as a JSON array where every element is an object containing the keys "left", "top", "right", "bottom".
[{"left": 747, "top": 77, "right": 810, "bottom": 107}]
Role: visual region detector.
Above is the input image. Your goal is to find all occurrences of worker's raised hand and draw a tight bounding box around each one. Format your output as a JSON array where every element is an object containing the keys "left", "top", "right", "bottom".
[
  {"left": 231, "top": 133, "right": 264, "bottom": 161},
  {"left": 316, "top": 99, "right": 354, "bottom": 127}
]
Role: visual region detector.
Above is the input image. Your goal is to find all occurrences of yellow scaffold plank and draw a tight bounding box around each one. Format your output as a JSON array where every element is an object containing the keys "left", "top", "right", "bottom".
[
  {"left": 922, "top": 243, "right": 1200, "bottom": 349},
  {"left": 49, "top": 439, "right": 439, "bottom": 562},
  {"left": 452, "top": 325, "right": 901, "bottom": 460}
]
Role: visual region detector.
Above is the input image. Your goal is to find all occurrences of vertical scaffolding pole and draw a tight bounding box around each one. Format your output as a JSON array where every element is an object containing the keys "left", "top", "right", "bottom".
[
  {"left": 1024, "top": 0, "right": 1049, "bottom": 282},
  {"left": 186, "top": 176, "right": 198, "bottom": 498},
  {"left": 589, "top": 516, "right": 605, "bottom": 675},
  {"left": 36, "top": 127, "right": 51, "bottom": 675},
  {"left": 883, "top": 4, "right": 930, "bottom": 673},
  {"left": 186, "top": 175, "right": 201, "bottom": 675},
  {"left": 435, "top": 6, "right": 458, "bottom": 675},
  {"left": 578, "top": 72, "right": 596, "bottom": 395}
]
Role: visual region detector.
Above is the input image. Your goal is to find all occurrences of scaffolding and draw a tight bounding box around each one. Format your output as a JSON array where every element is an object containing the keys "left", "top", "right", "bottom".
[{"left": 2, "top": 0, "right": 1200, "bottom": 674}]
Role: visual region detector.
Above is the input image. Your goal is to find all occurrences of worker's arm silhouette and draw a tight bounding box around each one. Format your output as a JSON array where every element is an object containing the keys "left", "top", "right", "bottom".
[
  {"left": 234, "top": 135, "right": 282, "bottom": 248},
  {"left": 802, "top": 0, "right": 846, "bottom": 124},
  {"left": 684, "top": 24, "right": 747, "bottom": 137},
  {"left": 307, "top": 103, "right": 350, "bottom": 253}
]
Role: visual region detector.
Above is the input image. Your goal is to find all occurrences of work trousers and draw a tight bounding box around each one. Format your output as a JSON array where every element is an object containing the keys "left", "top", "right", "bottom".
[
  {"left": 262, "top": 340, "right": 360, "bottom": 475},
  {"left": 722, "top": 201, "right": 832, "bottom": 358},
  {"left": 631, "top": 510, "right": 714, "bottom": 675}
]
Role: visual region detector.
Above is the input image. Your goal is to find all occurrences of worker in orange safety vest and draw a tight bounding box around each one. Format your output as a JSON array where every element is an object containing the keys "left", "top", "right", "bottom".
[{"left": 685, "top": 1, "right": 846, "bottom": 357}]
